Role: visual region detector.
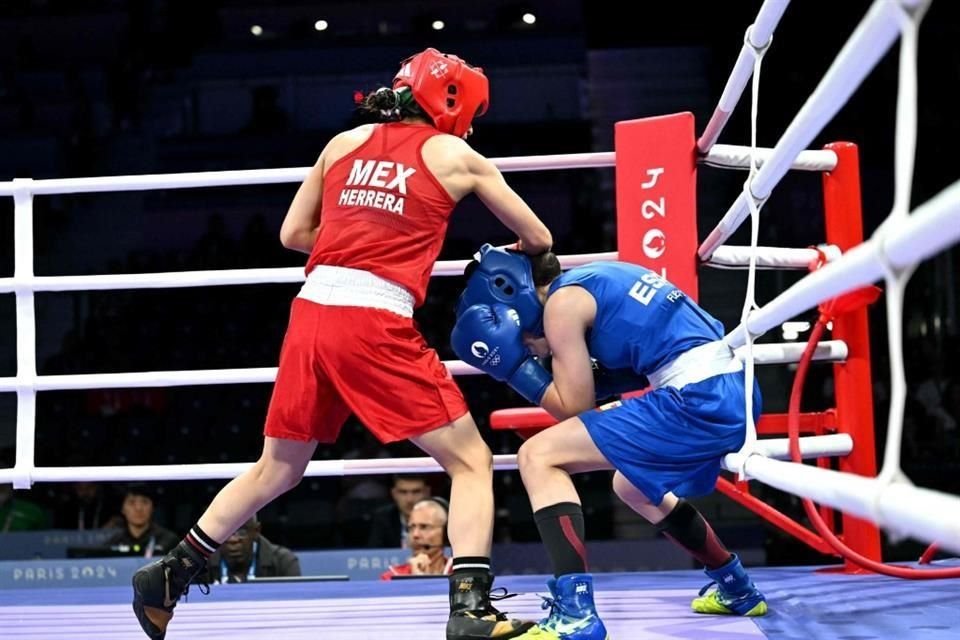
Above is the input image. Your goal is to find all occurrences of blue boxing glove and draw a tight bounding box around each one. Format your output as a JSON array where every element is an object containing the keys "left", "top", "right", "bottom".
[{"left": 451, "top": 303, "right": 553, "bottom": 405}]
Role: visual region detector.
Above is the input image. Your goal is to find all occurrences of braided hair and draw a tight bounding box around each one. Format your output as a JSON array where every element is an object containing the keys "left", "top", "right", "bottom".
[{"left": 355, "top": 86, "right": 428, "bottom": 124}]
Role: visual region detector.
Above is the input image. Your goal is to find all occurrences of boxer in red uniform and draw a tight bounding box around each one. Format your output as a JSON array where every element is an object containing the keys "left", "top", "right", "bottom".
[{"left": 132, "top": 48, "right": 552, "bottom": 640}]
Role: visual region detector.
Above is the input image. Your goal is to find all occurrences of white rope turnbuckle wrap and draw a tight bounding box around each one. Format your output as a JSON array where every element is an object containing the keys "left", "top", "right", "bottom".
[
  {"left": 697, "top": 0, "right": 931, "bottom": 262},
  {"left": 730, "top": 23, "right": 771, "bottom": 473},
  {"left": 868, "top": 2, "right": 928, "bottom": 537},
  {"left": 697, "top": 0, "right": 790, "bottom": 153}
]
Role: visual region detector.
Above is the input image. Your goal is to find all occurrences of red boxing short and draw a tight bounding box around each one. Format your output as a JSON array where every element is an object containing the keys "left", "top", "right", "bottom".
[{"left": 264, "top": 298, "right": 469, "bottom": 443}]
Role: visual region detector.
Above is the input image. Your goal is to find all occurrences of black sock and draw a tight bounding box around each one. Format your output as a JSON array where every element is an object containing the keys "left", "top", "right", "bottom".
[
  {"left": 655, "top": 500, "right": 732, "bottom": 570},
  {"left": 451, "top": 556, "right": 491, "bottom": 574},
  {"left": 534, "top": 502, "right": 588, "bottom": 577},
  {"left": 178, "top": 524, "right": 220, "bottom": 565}
]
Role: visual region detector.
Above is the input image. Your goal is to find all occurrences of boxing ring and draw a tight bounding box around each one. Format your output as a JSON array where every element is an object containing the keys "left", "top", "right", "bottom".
[{"left": 2, "top": 0, "right": 959, "bottom": 637}]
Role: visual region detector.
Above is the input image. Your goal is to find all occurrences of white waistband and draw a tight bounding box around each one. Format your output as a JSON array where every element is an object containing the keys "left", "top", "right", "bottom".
[
  {"left": 298, "top": 265, "right": 415, "bottom": 318},
  {"left": 647, "top": 340, "right": 743, "bottom": 390}
]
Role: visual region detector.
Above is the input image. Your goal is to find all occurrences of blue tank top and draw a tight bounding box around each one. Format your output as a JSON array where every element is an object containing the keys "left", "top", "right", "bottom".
[{"left": 548, "top": 262, "right": 725, "bottom": 374}]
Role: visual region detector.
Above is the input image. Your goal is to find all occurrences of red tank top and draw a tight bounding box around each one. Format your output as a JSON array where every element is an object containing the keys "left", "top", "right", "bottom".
[{"left": 306, "top": 122, "right": 456, "bottom": 307}]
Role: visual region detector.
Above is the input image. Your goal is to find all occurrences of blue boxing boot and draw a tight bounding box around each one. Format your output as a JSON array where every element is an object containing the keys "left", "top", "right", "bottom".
[
  {"left": 691, "top": 553, "right": 767, "bottom": 616},
  {"left": 515, "top": 573, "right": 608, "bottom": 639}
]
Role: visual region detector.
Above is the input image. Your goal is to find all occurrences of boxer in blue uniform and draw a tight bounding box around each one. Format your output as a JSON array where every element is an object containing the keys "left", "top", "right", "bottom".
[{"left": 452, "top": 245, "right": 767, "bottom": 639}]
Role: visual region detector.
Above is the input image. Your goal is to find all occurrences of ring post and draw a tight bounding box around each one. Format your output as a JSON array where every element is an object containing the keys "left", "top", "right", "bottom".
[
  {"left": 822, "top": 142, "right": 883, "bottom": 568},
  {"left": 12, "top": 179, "right": 37, "bottom": 489},
  {"left": 615, "top": 113, "right": 700, "bottom": 299}
]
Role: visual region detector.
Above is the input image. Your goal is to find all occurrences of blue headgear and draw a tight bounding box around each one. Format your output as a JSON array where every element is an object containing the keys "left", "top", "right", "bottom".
[{"left": 457, "top": 244, "right": 544, "bottom": 335}]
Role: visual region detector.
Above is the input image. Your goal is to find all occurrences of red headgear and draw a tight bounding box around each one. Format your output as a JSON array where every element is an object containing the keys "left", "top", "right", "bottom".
[{"left": 393, "top": 48, "right": 489, "bottom": 138}]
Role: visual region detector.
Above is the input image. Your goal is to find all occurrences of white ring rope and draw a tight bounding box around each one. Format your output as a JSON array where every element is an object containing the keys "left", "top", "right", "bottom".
[
  {"left": 733, "top": 25, "right": 769, "bottom": 468},
  {"left": 0, "top": 436, "right": 852, "bottom": 485},
  {"left": 873, "top": 0, "right": 926, "bottom": 495},
  {"left": 735, "top": 339, "right": 847, "bottom": 365},
  {"left": 0, "top": 154, "right": 618, "bottom": 197},
  {"left": 721, "top": 0, "right": 960, "bottom": 554},
  {"left": 0, "top": 145, "right": 831, "bottom": 200},
  {"left": 721, "top": 451, "right": 960, "bottom": 553},
  {"left": 725, "top": 178, "right": 960, "bottom": 350},
  {"left": 0, "top": 244, "right": 844, "bottom": 294},
  {"left": 697, "top": 0, "right": 791, "bottom": 153},
  {"left": 705, "top": 245, "right": 840, "bottom": 270},
  {"left": 697, "top": 0, "right": 927, "bottom": 261},
  {"left": 0, "top": 253, "right": 619, "bottom": 294},
  {"left": 0, "top": 340, "right": 846, "bottom": 393},
  {"left": 701, "top": 145, "right": 836, "bottom": 172}
]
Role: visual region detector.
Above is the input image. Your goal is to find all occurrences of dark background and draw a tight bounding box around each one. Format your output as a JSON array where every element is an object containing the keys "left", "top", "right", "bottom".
[{"left": 1, "top": 0, "right": 958, "bottom": 564}]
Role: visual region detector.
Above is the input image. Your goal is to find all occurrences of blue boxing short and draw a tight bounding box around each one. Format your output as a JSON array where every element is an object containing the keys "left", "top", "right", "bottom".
[{"left": 579, "top": 370, "right": 761, "bottom": 506}]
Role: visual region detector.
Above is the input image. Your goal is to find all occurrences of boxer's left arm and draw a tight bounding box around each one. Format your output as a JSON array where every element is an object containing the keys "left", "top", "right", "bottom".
[
  {"left": 281, "top": 127, "right": 368, "bottom": 253},
  {"left": 538, "top": 287, "right": 598, "bottom": 420},
  {"left": 280, "top": 148, "right": 327, "bottom": 253}
]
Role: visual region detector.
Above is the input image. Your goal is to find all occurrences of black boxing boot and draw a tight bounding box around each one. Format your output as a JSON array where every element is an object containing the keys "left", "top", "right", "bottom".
[
  {"left": 446, "top": 568, "right": 535, "bottom": 640},
  {"left": 131, "top": 542, "right": 208, "bottom": 639}
]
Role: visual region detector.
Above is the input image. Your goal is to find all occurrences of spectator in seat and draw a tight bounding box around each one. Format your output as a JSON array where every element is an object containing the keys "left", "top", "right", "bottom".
[
  {"left": 106, "top": 484, "right": 179, "bottom": 557},
  {"left": 206, "top": 514, "right": 301, "bottom": 583},
  {"left": 367, "top": 474, "right": 430, "bottom": 549},
  {"left": 0, "top": 483, "right": 51, "bottom": 532},
  {"left": 381, "top": 498, "right": 451, "bottom": 579},
  {"left": 54, "top": 481, "right": 123, "bottom": 530}
]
